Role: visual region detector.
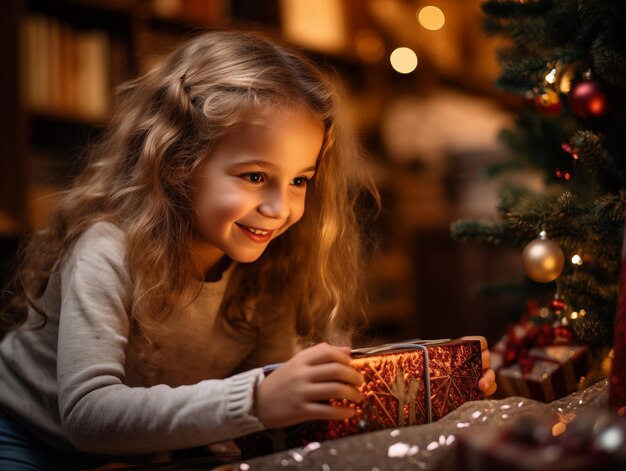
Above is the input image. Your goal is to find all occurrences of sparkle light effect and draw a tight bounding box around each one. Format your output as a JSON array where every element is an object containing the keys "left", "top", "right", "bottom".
[
  {"left": 390, "top": 47, "right": 418, "bottom": 74},
  {"left": 417, "top": 6, "right": 445, "bottom": 30},
  {"left": 545, "top": 68, "right": 557, "bottom": 84},
  {"left": 387, "top": 442, "right": 419, "bottom": 458},
  {"left": 571, "top": 254, "right": 583, "bottom": 265}
]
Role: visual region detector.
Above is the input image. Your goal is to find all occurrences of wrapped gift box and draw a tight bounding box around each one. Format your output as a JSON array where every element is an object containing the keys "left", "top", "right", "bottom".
[
  {"left": 238, "top": 338, "right": 484, "bottom": 458},
  {"left": 491, "top": 324, "right": 592, "bottom": 402}
]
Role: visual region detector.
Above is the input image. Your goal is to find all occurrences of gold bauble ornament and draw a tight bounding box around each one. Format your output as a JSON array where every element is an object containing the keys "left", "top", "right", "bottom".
[{"left": 521, "top": 231, "right": 565, "bottom": 283}]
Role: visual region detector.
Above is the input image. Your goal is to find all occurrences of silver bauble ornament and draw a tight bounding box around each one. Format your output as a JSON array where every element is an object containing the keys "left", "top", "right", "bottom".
[{"left": 521, "top": 231, "right": 565, "bottom": 283}]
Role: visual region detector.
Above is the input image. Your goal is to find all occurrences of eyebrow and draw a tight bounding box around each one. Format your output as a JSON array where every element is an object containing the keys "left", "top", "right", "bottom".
[{"left": 232, "top": 159, "right": 316, "bottom": 174}]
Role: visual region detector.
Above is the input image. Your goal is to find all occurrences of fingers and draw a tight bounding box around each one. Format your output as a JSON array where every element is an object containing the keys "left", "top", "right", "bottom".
[
  {"left": 481, "top": 348, "right": 491, "bottom": 370},
  {"left": 300, "top": 402, "right": 357, "bottom": 422},
  {"left": 298, "top": 342, "right": 353, "bottom": 366},
  {"left": 302, "top": 382, "right": 364, "bottom": 403},
  {"left": 307, "top": 362, "right": 364, "bottom": 387},
  {"left": 478, "top": 368, "right": 497, "bottom": 397}
]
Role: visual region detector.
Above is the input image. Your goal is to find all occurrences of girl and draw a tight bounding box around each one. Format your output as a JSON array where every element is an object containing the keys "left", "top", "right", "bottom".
[{"left": 0, "top": 29, "right": 495, "bottom": 469}]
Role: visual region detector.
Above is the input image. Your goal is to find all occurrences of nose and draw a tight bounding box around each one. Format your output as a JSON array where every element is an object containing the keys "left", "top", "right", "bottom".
[{"left": 258, "top": 186, "right": 289, "bottom": 220}]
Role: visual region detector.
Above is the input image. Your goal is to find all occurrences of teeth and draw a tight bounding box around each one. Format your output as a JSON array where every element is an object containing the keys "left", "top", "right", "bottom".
[{"left": 246, "top": 226, "right": 269, "bottom": 235}]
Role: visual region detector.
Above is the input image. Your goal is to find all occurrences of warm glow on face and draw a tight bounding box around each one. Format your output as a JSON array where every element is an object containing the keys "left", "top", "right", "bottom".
[
  {"left": 418, "top": 6, "right": 445, "bottom": 31},
  {"left": 390, "top": 47, "right": 418, "bottom": 74}
]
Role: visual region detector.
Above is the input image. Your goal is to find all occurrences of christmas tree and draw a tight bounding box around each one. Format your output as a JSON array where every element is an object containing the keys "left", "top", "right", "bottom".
[{"left": 450, "top": 0, "right": 626, "bottom": 350}]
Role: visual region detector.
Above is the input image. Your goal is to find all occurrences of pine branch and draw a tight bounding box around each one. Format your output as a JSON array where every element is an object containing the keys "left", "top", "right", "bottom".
[
  {"left": 570, "top": 130, "right": 626, "bottom": 191},
  {"left": 449, "top": 219, "right": 511, "bottom": 245},
  {"left": 497, "top": 114, "right": 577, "bottom": 180},
  {"left": 573, "top": 312, "right": 614, "bottom": 345},
  {"left": 559, "top": 271, "right": 618, "bottom": 304},
  {"left": 592, "top": 39, "right": 626, "bottom": 87},
  {"left": 481, "top": 0, "right": 554, "bottom": 20},
  {"left": 594, "top": 190, "right": 626, "bottom": 223}
]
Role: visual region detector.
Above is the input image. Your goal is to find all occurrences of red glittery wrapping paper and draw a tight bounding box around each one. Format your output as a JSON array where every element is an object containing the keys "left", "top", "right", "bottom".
[{"left": 238, "top": 339, "right": 484, "bottom": 458}]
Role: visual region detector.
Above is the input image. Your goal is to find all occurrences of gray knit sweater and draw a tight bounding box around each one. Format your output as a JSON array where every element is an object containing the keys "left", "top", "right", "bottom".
[{"left": 0, "top": 222, "right": 297, "bottom": 455}]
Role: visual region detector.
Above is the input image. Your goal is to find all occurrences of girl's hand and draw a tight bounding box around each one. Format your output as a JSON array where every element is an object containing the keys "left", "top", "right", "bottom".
[
  {"left": 255, "top": 342, "right": 364, "bottom": 429},
  {"left": 460, "top": 335, "right": 497, "bottom": 397}
]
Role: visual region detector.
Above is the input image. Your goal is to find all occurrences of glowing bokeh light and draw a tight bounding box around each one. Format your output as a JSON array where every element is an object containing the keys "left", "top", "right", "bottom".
[
  {"left": 390, "top": 47, "right": 418, "bottom": 74},
  {"left": 571, "top": 254, "right": 583, "bottom": 265},
  {"left": 418, "top": 6, "right": 445, "bottom": 31}
]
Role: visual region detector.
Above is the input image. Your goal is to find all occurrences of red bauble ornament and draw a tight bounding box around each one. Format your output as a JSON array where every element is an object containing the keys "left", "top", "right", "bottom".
[
  {"left": 567, "top": 79, "right": 608, "bottom": 118},
  {"left": 534, "top": 89, "right": 562, "bottom": 115}
]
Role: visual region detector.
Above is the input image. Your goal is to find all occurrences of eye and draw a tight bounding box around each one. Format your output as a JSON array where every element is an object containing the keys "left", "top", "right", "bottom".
[
  {"left": 241, "top": 172, "right": 266, "bottom": 184},
  {"left": 291, "top": 176, "right": 311, "bottom": 187}
]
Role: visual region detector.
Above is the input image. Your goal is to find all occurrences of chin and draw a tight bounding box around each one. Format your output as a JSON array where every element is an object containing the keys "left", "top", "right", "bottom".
[{"left": 229, "top": 250, "right": 265, "bottom": 264}]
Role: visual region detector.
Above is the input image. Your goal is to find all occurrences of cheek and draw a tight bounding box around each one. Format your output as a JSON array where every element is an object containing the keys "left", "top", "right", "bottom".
[
  {"left": 287, "top": 197, "right": 307, "bottom": 226},
  {"left": 196, "top": 190, "right": 250, "bottom": 227}
]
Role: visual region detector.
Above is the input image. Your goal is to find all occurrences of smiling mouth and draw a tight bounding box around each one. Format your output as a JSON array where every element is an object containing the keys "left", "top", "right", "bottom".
[
  {"left": 236, "top": 223, "right": 275, "bottom": 241},
  {"left": 241, "top": 225, "right": 270, "bottom": 235}
]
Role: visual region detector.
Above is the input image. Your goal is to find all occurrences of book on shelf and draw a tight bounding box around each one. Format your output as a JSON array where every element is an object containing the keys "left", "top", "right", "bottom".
[{"left": 22, "top": 14, "right": 112, "bottom": 122}]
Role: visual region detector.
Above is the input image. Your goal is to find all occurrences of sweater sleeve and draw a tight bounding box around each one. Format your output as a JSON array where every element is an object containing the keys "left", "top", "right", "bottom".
[{"left": 56, "top": 223, "right": 265, "bottom": 455}]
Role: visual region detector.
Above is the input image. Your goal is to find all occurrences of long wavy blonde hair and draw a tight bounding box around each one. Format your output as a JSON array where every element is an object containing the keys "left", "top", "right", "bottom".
[{"left": 2, "top": 29, "right": 378, "bottom": 348}]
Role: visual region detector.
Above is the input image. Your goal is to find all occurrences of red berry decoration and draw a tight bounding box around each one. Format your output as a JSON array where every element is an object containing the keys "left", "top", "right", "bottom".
[{"left": 567, "top": 78, "right": 608, "bottom": 118}]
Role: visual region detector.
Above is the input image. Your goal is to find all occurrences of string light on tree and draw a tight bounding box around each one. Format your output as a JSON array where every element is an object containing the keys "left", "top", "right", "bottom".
[
  {"left": 521, "top": 231, "right": 565, "bottom": 283},
  {"left": 571, "top": 254, "right": 583, "bottom": 265},
  {"left": 534, "top": 64, "right": 563, "bottom": 115}
]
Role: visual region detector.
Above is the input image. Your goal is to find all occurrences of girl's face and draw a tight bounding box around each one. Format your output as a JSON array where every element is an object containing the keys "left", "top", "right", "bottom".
[{"left": 192, "top": 110, "right": 324, "bottom": 272}]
